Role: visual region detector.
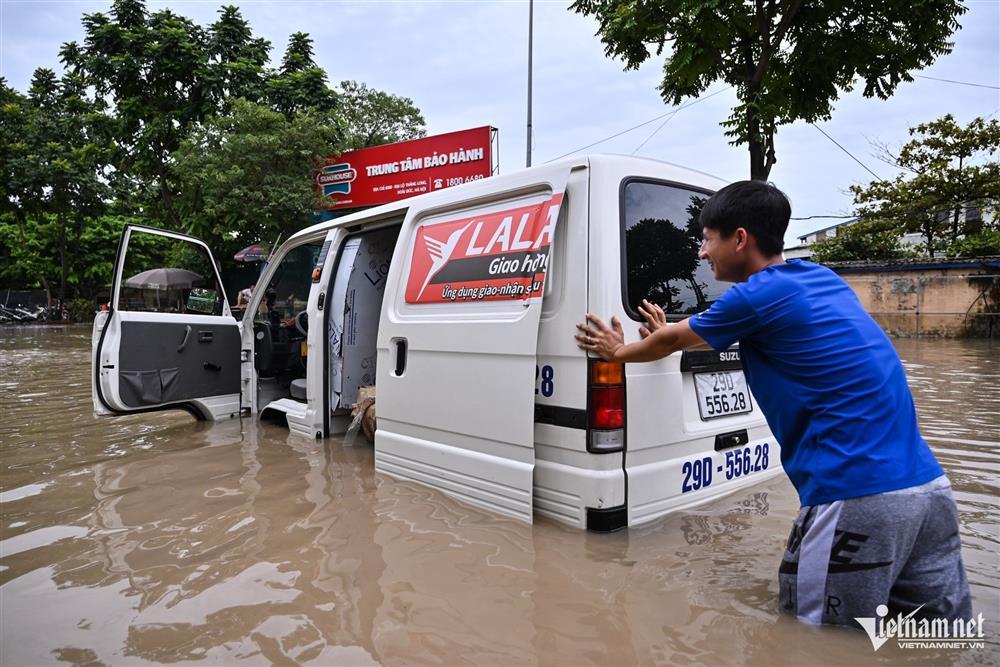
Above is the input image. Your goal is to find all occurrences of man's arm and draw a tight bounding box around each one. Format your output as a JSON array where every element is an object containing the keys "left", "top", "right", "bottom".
[{"left": 575, "top": 313, "right": 709, "bottom": 362}]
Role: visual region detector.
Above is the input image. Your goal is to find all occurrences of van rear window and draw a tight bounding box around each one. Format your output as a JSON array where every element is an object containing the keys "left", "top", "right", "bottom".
[{"left": 622, "top": 180, "right": 731, "bottom": 319}]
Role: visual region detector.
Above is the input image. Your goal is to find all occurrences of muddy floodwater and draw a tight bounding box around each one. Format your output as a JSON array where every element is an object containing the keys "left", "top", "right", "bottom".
[{"left": 1, "top": 326, "right": 997, "bottom": 666}]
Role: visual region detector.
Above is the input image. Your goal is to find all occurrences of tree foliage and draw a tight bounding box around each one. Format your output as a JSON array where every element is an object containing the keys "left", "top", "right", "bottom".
[
  {"left": 850, "top": 114, "right": 1000, "bottom": 257},
  {"left": 268, "top": 32, "right": 338, "bottom": 118},
  {"left": 65, "top": 1, "right": 214, "bottom": 224},
  {"left": 0, "top": 213, "right": 139, "bottom": 300},
  {"left": 61, "top": 1, "right": 339, "bottom": 226},
  {"left": 571, "top": 0, "right": 966, "bottom": 180},
  {"left": 809, "top": 218, "right": 912, "bottom": 263},
  {"left": 1, "top": 0, "right": 425, "bottom": 299},
  {"left": 172, "top": 99, "right": 343, "bottom": 257},
  {"left": 0, "top": 68, "right": 112, "bottom": 302},
  {"left": 338, "top": 80, "right": 426, "bottom": 149},
  {"left": 206, "top": 5, "right": 272, "bottom": 107}
]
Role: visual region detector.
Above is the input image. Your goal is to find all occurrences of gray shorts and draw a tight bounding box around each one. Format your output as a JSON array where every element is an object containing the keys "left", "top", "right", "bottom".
[{"left": 778, "top": 475, "right": 972, "bottom": 627}]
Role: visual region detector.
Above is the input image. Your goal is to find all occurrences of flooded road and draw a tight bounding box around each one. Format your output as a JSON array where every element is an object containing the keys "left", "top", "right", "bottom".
[{"left": 1, "top": 326, "right": 997, "bottom": 666}]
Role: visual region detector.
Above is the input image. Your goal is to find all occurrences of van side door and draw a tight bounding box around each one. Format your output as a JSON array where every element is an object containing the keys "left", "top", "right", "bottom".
[
  {"left": 375, "top": 170, "right": 570, "bottom": 523},
  {"left": 92, "top": 225, "right": 241, "bottom": 420}
]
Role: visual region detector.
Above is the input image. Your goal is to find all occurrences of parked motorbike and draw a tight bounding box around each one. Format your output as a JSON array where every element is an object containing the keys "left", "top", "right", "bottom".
[
  {"left": 0, "top": 305, "right": 31, "bottom": 322},
  {"left": 0, "top": 303, "right": 51, "bottom": 323}
]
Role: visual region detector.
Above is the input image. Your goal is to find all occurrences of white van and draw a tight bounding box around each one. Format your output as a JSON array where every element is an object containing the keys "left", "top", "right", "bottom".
[{"left": 92, "top": 155, "right": 782, "bottom": 531}]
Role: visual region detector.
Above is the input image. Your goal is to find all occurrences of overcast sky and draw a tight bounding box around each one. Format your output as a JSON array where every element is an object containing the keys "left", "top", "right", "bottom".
[{"left": 2, "top": 0, "right": 998, "bottom": 243}]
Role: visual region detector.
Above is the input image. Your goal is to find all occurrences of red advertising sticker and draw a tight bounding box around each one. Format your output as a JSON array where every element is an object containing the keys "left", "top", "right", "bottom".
[
  {"left": 317, "top": 126, "right": 493, "bottom": 210},
  {"left": 404, "top": 193, "right": 564, "bottom": 304}
]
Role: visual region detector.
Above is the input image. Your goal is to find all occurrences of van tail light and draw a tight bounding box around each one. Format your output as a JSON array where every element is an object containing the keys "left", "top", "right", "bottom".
[
  {"left": 591, "top": 386, "right": 625, "bottom": 428},
  {"left": 588, "top": 360, "right": 625, "bottom": 453}
]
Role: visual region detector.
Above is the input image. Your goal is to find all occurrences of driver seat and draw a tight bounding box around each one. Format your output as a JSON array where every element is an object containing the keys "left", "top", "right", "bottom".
[{"left": 290, "top": 378, "right": 307, "bottom": 401}]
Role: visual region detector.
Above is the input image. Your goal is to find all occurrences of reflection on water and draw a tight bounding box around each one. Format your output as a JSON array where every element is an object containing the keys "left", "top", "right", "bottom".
[{"left": 1, "top": 327, "right": 997, "bottom": 665}]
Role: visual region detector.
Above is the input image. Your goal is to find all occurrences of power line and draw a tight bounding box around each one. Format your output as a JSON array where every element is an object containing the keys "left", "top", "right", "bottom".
[
  {"left": 632, "top": 112, "right": 677, "bottom": 155},
  {"left": 811, "top": 124, "right": 884, "bottom": 182},
  {"left": 791, "top": 193, "right": 999, "bottom": 223},
  {"left": 545, "top": 87, "right": 731, "bottom": 163},
  {"left": 914, "top": 74, "right": 1000, "bottom": 90}
]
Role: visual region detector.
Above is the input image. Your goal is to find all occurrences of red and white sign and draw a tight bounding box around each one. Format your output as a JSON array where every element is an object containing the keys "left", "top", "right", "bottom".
[
  {"left": 317, "top": 126, "right": 493, "bottom": 210},
  {"left": 405, "top": 192, "right": 564, "bottom": 304}
]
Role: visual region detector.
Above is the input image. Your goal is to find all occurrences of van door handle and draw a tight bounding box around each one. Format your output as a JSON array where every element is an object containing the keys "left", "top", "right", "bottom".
[
  {"left": 177, "top": 325, "right": 192, "bottom": 353},
  {"left": 393, "top": 338, "right": 407, "bottom": 376},
  {"left": 198, "top": 331, "right": 214, "bottom": 343}
]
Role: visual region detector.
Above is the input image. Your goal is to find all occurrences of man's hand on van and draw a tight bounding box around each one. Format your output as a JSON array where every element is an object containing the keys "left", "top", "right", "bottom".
[
  {"left": 575, "top": 314, "right": 624, "bottom": 361},
  {"left": 578, "top": 315, "right": 711, "bottom": 363},
  {"left": 638, "top": 300, "right": 666, "bottom": 339}
]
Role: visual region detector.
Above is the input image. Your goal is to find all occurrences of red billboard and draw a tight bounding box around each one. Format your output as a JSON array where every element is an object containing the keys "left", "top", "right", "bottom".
[{"left": 316, "top": 126, "right": 494, "bottom": 210}]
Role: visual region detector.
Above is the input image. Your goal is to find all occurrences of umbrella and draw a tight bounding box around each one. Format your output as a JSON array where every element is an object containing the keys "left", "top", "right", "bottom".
[
  {"left": 234, "top": 244, "right": 269, "bottom": 262},
  {"left": 125, "top": 268, "right": 204, "bottom": 290}
]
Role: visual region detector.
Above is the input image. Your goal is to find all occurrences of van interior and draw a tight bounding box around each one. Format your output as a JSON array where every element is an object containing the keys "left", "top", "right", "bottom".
[
  {"left": 253, "top": 240, "right": 322, "bottom": 407},
  {"left": 326, "top": 225, "right": 400, "bottom": 429},
  {"left": 253, "top": 225, "right": 401, "bottom": 430}
]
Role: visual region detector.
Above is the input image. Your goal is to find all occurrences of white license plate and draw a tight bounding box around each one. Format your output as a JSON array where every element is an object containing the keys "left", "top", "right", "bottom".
[{"left": 694, "top": 371, "right": 753, "bottom": 420}]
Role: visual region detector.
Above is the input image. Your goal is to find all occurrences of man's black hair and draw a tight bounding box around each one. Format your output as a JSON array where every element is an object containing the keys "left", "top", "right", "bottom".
[{"left": 699, "top": 180, "right": 790, "bottom": 256}]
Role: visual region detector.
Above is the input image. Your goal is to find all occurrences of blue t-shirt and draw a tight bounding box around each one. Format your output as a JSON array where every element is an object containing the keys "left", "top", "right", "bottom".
[{"left": 688, "top": 260, "right": 942, "bottom": 506}]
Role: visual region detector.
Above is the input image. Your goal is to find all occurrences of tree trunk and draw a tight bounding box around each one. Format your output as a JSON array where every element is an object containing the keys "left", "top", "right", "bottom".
[
  {"left": 40, "top": 276, "right": 52, "bottom": 313},
  {"left": 923, "top": 216, "right": 936, "bottom": 258},
  {"left": 160, "top": 176, "right": 182, "bottom": 229},
  {"left": 746, "top": 92, "right": 770, "bottom": 180},
  {"left": 742, "top": 0, "right": 800, "bottom": 181},
  {"left": 749, "top": 142, "right": 767, "bottom": 180},
  {"left": 951, "top": 155, "right": 965, "bottom": 245},
  {"left": 687, "top": 277, "right": 707, "bottom": 308},
  {"left": 59, "top": 213, "right": 68, "bottom": 303}
]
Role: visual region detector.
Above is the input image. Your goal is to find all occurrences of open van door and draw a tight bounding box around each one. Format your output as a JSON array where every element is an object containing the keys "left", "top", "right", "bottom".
[
  {"left": 375, "top": 171, "right": 569, "bottom": 523},
  {"left": 92, "top": 225, "right": 241, "bottom": 421}
]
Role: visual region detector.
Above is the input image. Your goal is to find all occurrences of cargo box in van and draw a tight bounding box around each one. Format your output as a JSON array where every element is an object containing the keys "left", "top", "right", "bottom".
[{"left": 92, "top": 155, "right": 782, "bottom": 531}]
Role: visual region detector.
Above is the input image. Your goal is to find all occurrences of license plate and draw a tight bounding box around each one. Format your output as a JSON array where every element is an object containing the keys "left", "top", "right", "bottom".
[{"left": 694, "top": 371, "right": 753, "bottom": 420}]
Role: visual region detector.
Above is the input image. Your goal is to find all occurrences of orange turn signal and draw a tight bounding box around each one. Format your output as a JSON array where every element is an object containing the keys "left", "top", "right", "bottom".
[
  {"left": 591, "top": 361, "right": 624, "bottom": 386},
  {"left": 312, "top": 267, "right": 322, "bottom": 282}
]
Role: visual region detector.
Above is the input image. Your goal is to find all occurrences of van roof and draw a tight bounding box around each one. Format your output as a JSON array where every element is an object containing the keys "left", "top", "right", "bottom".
[{"left": 286, "top": 154, "right": 727, "bottom": 243}]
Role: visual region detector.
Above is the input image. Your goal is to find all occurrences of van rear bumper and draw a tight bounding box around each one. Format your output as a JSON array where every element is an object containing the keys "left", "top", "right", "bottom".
[
  {"left": 626, "top": 437, "right": 783, "bottom": 526},
  {"left": 533, "top": 458, "right": 625, "bottom": 529}
]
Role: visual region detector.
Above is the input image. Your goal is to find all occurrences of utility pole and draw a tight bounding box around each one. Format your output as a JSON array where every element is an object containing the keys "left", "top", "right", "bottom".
[{"left": 526, "top": 0, "right": 533, "bottom": 168}]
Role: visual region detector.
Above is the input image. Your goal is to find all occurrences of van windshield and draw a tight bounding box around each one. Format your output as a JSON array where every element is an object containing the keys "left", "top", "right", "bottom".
[
  {"left": 621, "top": 180, "right": 731, "bottom": 319},
  {"left": 255, "top": 241, "right": 323, "bottom": 323}
]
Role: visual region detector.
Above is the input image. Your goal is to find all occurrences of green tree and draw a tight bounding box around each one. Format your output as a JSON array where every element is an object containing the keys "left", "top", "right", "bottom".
[
  {"left": 0, "top": 79, "right": 45, "bottom": 289},
  {"left": 171, "top": 99, "right": 342, "bottom": 259},
  {"left": 206, "top": 5, "right": 273, "bottom": 108},
  {"left": 66, "top": 0, "right": 215, "bottom": 226},
  {"left": 65, "top": 2, "right": 337, "bottom": 224},
  {"left": 38, "top": 69, "right": 112, "bottom": 301},
  {"left": 571, "top": 0, "right": 965, "bottom": 180},
  {"left": 0, "top": 69, "right": 112, "bottom": 302},
  {"left": 3, "top": 1, "right": 427, "bottom": 304},
  {"left": 267, "top": 32, "right": 338, "bottom": 119},
  {"left": 851, "top": 114, "right": 1000, "bottom": 257},
  {"left": 0, "top": 214, "right": 57, "bottom": 296},
  {"left": 809, "top": 218, "right": 911, "bottom": 263},
  {"left": 338, "top": 80, "right": 426, "bottom": 149}
]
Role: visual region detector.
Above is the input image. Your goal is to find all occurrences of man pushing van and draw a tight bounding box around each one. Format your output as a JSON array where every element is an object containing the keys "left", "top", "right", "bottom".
[{"left": 575, "top": 180, "right": 971, "bottom": 628}]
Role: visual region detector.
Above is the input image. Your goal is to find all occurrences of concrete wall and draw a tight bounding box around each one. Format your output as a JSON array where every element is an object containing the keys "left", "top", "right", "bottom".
[{"left": 833, "top": 263, "right": 1000, "bottom": 338}]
